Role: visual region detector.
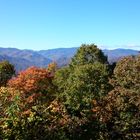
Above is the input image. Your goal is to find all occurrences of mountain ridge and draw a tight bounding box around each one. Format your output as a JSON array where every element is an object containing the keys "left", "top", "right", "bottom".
[{"left": 0, "top": 47, "right": 139, "bottom": 71}]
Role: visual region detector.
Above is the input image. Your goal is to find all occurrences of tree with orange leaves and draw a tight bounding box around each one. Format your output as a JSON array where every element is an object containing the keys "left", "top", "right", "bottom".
[
  {"left": 0, "top": 65, "right": 58, "bottom": 140},
  {"left": 8, "top": 66, "right": 55, "bottom": 108},
  {"left": 8, "top": 66, "right": 53, "bottom": 94}
]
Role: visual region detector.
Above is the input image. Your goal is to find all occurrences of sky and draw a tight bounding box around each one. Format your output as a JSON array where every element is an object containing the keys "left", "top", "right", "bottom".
[{"left": 0, "top": 0, "right": 140, "bottom": 50}]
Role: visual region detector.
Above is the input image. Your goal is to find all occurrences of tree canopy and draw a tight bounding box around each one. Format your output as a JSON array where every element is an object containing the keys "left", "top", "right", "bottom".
[
  {"left": 0, "top": 61, "right": 15, "bottom": 87},
  {"left": 113, "top": 55, "right": 140, "bottom": 92},
  {"left": 70, "top": 44, "right": 108, "bottom": 67},
  {"left": 54, "top": 44, "right": 111, "bottom": 117},
  {"left": 92, "top": 55, "right": 140, "bottom": 139},
  {"left": 0, "top": 44, "right": 139, "bottom": 140}
]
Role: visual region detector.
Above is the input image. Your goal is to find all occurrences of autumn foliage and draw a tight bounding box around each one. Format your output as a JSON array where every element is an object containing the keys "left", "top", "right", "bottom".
[
  {"left": 92, "top": 55, "right": 140, "bottom": 139},
  {"left": 0, "top": 45, "right": 140, "bottom": 140},
  {"left": 7, "top": 66, "right": 55, "bottom": 116},
  {"left": 8, "top": 66, "right": 53, "bottom": 94}
]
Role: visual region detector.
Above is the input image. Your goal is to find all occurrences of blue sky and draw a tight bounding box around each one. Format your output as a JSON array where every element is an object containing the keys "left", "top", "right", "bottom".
[{"left": 0, "top": 0, "right": 140, "bottom": 50}]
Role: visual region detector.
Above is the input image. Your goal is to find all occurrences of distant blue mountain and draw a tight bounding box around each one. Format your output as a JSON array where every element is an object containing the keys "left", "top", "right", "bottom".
[
  {"left": 39, "top": 47, "right": 77, "bottom": 60},
  {"left": 0, "top": 47, "right": 139, "bottom": 71},
  {"left": 38, "top": 47, "right": 78, "bottom": 66},
  {"left": 38, "top": 48, "right": 140, "bottom": 65},
  {"left": 0, "top": 47, "right": 52, "bottom": 71},
  {"left": 103, "top": 48, "right": 139, "bottom": 63},
  {"left": 103, "top": 48, "right": 139, "bottom": 56}
]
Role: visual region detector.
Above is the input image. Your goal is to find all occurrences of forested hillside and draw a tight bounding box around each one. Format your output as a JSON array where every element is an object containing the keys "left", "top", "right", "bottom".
[{"left": 0, "top": 44, "right": 140, "bottom": 140}]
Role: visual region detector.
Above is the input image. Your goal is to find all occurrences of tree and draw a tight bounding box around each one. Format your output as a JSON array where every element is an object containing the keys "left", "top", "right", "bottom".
[
  {"left": 8, "top": 66, "right": 55, "bottom": 109},
  {"left": 0, "top": 87, "right": 22, "bottom": 139},
  {"left": 59, "top": 63, "right": 110, "bottom": 115},
  {"left": 54, "top": 66, "right": 71, "bottom": 93},
  {"left": 92, "top": 87, "right": 140, "bottom": 139},
  {"left": 113, "top": 55, "right": 140, "bottom": 92},
  {"left": 0, "top": 61, "right": 15, "bottom": 86},
  {"left": 54, "top": 44, "right": 111, "bottom": 116},
  {"left": 8, "top": 66, "right": 54, "bottom": 94},
  {"left": 0, "top": 66, "right": 62, "bottom": 140},
  {"left": 92, "top": 55, "right": 140, "bottom": 139},
  {"left": 47, "top": 62, "right": 58, "bottom": 74},
  {"left": 70, "top": 44, "right": 108, "bottom": 67},
  {"left": 54, "top": 44, "right": 111, "bottom": 139}
]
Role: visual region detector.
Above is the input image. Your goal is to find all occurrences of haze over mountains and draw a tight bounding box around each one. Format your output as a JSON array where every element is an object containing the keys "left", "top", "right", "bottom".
[{"left": 0, "top": 47, "right": 139, "bottom": 71}]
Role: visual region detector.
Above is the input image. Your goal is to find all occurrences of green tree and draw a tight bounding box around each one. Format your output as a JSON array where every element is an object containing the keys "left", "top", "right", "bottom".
[
  {"left": 0, "top": 61, "right": 15, "bottom": 86},
  {"left": 54, "top": 44, "right": 111, "bottom": 139},
  {"left": 54, "top": 44, "right": 111, "bottom": 116},
  {"left": 54, "top": 66, "right": 70, "bottom": 93},
  {"left": 70, "top": 44, "right": 108, "bottom": 67},
  {"left": 60, "top": 63, "right": 110, "bottom": 115}
]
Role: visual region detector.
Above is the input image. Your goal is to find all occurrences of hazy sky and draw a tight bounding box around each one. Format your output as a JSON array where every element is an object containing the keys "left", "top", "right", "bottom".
[{"left": 0, "top": 0, "right": 140, "bottom": 50}]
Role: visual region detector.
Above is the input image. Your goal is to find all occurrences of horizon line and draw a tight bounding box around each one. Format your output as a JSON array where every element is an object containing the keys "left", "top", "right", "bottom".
[{"left": 0, "top": 45, "right": 140, "bottom": 51}]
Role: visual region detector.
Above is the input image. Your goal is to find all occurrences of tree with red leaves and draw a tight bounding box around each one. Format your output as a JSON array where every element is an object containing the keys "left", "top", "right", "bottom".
[
  {"left": 8, "top": 66, "right": 53, "bottom": 94},
  {"left": 8, "top": 66, "right": 55, "bottom": 107}
]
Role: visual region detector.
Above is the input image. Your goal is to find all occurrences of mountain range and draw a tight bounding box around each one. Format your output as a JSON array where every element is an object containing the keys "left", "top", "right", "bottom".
[{"left": 0, "top": 47, "right": 139, "bottom": 71}]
